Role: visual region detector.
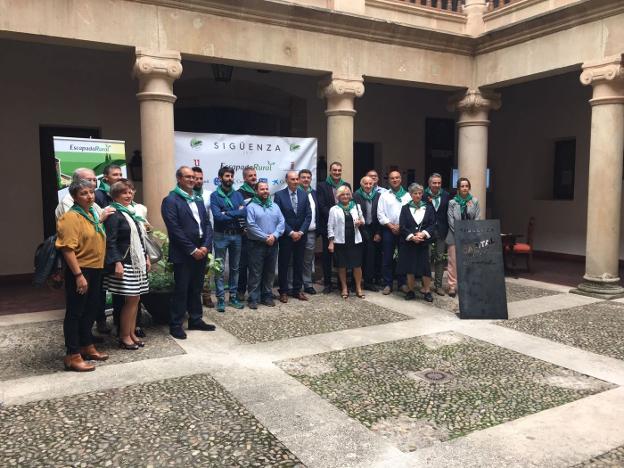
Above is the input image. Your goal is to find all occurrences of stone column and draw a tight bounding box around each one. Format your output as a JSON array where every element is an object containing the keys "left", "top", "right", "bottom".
[
  {"left": 448, "top": 89, "right": 501, "bottom": 219},
  {"left": 463, "top": 0, "right": 487, "bottom": 36},
  {"left": 319, "top": 76, "right": 365, "bottom": 186},
  {"left": 133, "top": 49, "right": 183, "bottom": 230},
  {"left": 573, "top": 55, "right": 624, "bottom": 299}
]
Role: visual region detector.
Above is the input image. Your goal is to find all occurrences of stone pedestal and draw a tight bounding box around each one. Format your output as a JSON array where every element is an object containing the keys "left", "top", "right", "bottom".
[
  {"left": 572, "top": 55, "right": 624, "bottom": 299},
  {"left": 319, "top": 76, "right": 365, "bottom": 187},
  {"left": 133, "top": 49, "right": 182, "bottom": 230},
  {"left": 449, "top": 89, "right": 501, "bottom": 218}
]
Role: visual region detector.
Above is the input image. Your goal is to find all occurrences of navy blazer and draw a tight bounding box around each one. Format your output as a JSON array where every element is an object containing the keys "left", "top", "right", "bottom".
[
  {"left": 95, "top": 189, "right": 112, "bottom": 208},
  {"left": 316, "top": 181, "right": 352, "bottom": 235},
  {"left": 161, "top": 192, "right": 213, "bottom": 263},
  {"left": 426, "top": 191, "right": 451, "bottom": 241},
  {"left": 274, "top": 187, "right": 312, "bottom": 235}
]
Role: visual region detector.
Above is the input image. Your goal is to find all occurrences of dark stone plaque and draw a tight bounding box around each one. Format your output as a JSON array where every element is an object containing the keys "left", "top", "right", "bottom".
[{"left": 455, "top": 219, "right": 508, "bottom": 320}]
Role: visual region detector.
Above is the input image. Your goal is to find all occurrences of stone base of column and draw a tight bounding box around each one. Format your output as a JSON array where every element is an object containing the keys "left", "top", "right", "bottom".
[{"left": 570, "top": 276, "right": 624, "bottom": 300}]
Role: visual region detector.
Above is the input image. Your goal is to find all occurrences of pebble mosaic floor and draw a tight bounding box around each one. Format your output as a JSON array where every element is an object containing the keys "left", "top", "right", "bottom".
[
  {"left": 429, "top": 282, "right": 560, "bottom": 314},
  {"left": 574, "top": 446, "right": 624, "bottom": 467},
  {"left": 499, "top": 301, "right": 624, "bottom": 361},
  {"left": 277, "top": 331, "right": 615, "bottom": 452},
  {"left": 203, "top": 294, "right": 410, "bottom": 343},
  {"left": 0, "top": 320, "right": 185, "bottom": 381},
  {"left": 0, "top": 374, "right": 304, "bottom": 468}
]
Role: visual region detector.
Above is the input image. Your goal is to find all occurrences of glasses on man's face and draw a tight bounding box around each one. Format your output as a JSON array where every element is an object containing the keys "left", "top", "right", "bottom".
[{"left": 181, "top": 175, "right": 195, "bottom": 180}]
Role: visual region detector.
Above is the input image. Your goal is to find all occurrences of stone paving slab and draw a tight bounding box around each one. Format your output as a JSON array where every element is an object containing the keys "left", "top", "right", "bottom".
[
  {"left": 574, "top": 446, "right": 624, "bottom": 467},
  {"left": 0, "top": 373, "right": 304, "bottom": 467},
  {"left": 430, "top": 282, "right": 560, "bottom": 314},
  {"left": 0, "top": 320, "right": 184, "bottom": 381},
  {"left": 499, "top": 301, "right": 624, "bottom": 361},
  {"left": 277, "top": 331, "right": 615, "bottom": 452},
  {"left": 203, "top": 295, "right": 410, "bottom": 344}
]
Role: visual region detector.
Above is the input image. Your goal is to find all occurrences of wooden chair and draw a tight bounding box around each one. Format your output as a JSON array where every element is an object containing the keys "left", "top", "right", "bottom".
[{"left": 507, "top": 217, "right": 535, "bottom": 272}]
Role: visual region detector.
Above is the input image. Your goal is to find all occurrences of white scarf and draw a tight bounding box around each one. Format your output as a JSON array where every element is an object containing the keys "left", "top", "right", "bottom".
[{"left": 120, "top": 211, "right": 147, "bottom": 278}]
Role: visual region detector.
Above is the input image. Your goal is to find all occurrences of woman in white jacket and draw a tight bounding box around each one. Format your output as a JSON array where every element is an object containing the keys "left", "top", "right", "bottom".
[{"left": 328, "top": 186, "right": 365, "bottom": 299}]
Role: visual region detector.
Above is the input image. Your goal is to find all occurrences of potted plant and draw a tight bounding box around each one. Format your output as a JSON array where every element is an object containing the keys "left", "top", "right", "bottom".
[{"left": 142, "top": 230, "right": 223, "bottom": 325}]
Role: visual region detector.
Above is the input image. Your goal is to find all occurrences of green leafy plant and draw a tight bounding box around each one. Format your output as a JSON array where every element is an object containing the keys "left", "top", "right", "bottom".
[
  {"left": 429, "top": 242, "right": 448, "bottom": 263},
  {"left": 148, "top": 230, "right": 223, "bottom": 292}
]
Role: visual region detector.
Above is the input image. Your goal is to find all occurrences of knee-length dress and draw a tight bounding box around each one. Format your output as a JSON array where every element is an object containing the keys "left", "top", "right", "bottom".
[{"left": 396, "top": 204, "right": 436, "bottom": 277}]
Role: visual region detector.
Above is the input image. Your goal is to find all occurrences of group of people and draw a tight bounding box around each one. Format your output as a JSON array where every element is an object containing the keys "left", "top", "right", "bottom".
[
  {"left": 54, "top": 160, "right": 480, "bottom": 371},
  {"left": 55, "top": 165, "right": 152, "bottom": 372},
  {"left": 162, "top": 162, "right": 481, "bottom": 338}
]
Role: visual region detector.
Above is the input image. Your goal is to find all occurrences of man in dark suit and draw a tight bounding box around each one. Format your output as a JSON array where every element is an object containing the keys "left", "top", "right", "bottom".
[
  {"left": 316, "top": 161, "right": 351, "bottom": 294},
  {"left": 161, "top": 166, "right": 215, "bottom": 340},
  {"left": 425, "top": 172, "right": 451, "bottom": 296},
  {"left": 274, "top": 171, "right": 312, "bottom": 303},
  {"left": 353, "top": 175, "right": 382, "bottom": 291}
]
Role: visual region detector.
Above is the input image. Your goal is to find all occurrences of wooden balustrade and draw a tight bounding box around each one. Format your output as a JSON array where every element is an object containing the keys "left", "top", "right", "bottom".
[
  {"left": 392, "top": 0, "right": 463, "bottom": 13},
  {"left": 487, "top": 0, "right": 514, "bottom": 11}
]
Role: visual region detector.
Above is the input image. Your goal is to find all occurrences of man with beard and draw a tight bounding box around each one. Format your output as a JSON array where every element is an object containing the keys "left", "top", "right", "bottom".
[
  {"left": 245, "top": 181, "right": 285, "bottom": 309},
  {"left": 210, "top": 166, "right": 246, "bottom": 312},
  {"left": 236, "top": 166, "right": 258, "bottom": 302},
  {"left": 316, "top": 161, "right": 351, "bottom": 294}
]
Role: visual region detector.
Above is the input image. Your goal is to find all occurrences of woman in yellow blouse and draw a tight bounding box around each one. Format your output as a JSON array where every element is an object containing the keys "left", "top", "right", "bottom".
[{"left": 56, "top": 179, "right": 109, "bottom": 372}]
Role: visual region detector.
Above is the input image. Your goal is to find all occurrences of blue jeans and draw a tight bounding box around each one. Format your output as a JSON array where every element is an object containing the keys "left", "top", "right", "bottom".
[
  {"left": 382, "top": 227, "right": 405, "bottom": 289},
  {"left": 213, "top": 232, "right": 242, "bottom": 300},
  {"left": 247, "top": 240, "right": 278, "bottom": 304}
]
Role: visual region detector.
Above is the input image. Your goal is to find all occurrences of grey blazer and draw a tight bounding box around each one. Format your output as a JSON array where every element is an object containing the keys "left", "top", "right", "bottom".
[{"left": 445, "top": 197, "right": 480, "bottom": 245}]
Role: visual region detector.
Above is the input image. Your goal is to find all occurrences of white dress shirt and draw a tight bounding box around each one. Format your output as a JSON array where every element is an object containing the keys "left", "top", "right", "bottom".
[
  {"left": 308, "top": 192, "right": 316, "bottom": 232},
  {"left": 405, "top": 205, "right": 431, "bottom": 241},
  {"left": 377, "top": 190, "right": 410, "bottom": 225},
  {"left": 188, "top": 198, "right": 203, "bottom": 237},
  {"left": 201, "top": 189, "right": 214, "bottom": 228}
]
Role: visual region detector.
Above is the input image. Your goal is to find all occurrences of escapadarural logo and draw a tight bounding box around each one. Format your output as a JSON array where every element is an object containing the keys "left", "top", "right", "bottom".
[
  {"left": 289, "top": 143, "right": 301, "bottom": 152},
  {"left": 190, "top": 138, "right": 203, "bottom": 150}
]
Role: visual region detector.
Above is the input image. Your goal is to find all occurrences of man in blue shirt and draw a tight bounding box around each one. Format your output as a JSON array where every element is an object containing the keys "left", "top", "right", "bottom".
[
  {"left": 209, "top": 166, "right": 246, "bottom": 312},
  {"left": 245, "top": 181, "right": 285, "bottom": 309}
]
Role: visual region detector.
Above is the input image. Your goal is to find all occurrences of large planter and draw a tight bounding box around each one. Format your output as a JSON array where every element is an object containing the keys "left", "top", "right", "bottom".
[{"left": 142, "top": 290, "right": 173, "bottom": 325}]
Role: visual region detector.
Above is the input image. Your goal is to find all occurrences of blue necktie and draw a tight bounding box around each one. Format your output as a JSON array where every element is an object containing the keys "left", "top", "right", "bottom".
[{"left": 291, "top": 191, "right": 298, "bottom": 212}]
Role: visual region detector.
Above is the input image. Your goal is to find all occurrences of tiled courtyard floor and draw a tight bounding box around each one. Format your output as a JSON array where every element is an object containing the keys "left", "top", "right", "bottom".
[{"left": 1, "top": 278, "right": 624, "bottom": 468}]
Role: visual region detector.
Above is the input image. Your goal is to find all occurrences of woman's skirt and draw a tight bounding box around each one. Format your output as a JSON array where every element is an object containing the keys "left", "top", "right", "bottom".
[
  {"left": 333, "top": 243, "right": 362, "bottom": 269},
  {"left": 396, "top": 243, "right": 432, "bottom": 277},
  {"left": 104, "top": 263, "right": 149, "bottom": 296}
]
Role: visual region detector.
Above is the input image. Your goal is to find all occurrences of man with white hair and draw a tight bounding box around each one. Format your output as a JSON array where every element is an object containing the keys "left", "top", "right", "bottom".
[{"left": 55, "top": 168, "right": 104, "bottom": 219}]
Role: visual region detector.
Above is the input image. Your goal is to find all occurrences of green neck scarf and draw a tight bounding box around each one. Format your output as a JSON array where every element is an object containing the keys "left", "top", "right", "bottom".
[
  {"left": 390, "top": 186, "right": 407, "bottom": 202},
  {"left": 338, "top": 200, "right": 355, "bottom": 213},
  {"left": 193, "top": 187, "right": 203, "bottom": 200},
  {"left": 171, "top": 185, "right": 200, "bottom": 203},
  {"left": 424, "top": 187, "right": 446, "bottom": 200},
  {"left": 299, "top": 184, "right": 312, "bottom": 194},
  {"left": 251, "top": 195, "right": 273, "bottom": 208},
  {"left": 110, "top": 201, "right": 146, "bottom": 223},
  {"left": 99, "top": 179, "right": 110, "bottom": 193},
  {"left": 216, "top": 185, "right": 235, "bottom": 209},
  {"left": 355, "top": 187, "right": 376, "bottom": 202},
  {"left": 454, "top": 193, "right": 473, "bottom": 213},
  {"left": 240, "top": 182, "right": 256, "bottom": 195},
  {"left": 326, "top": 176, "right": 346, "bottom": 189},
  {"left": 71, "top": 204, "right": 105, "bottom": 235},
  {"left": 408, "top": 200, "right": 427, "bottom": 210}
]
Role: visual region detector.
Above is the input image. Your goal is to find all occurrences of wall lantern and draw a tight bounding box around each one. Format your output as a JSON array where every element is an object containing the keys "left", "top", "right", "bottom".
[{"left": 211, "top": 64, "right": 234, "bottom": 83}]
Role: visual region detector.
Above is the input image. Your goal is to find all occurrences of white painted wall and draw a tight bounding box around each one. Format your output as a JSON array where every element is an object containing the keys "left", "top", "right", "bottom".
[{"left": 489, "top": 71, "right": 605, "bottom": 258}]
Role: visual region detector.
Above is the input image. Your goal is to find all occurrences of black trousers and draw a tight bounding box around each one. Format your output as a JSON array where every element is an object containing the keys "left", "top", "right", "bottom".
[
  {"left": 237, "top": 236, "right": 249, "bottom": 295},
  {"left": 171, "top": 258, "right": 207, "bottom": 330},
  {"left": 278, "top": 234, "right": 306, "bottom": 294},
  {"left": 361, "top": 225, "right": 382, "bottom": 284},
  {"left": 321, "top": 233, "right": 333, "bottom": 287},
  {"left": 64, "top": 268, "right": 102, "bottom": 354}
]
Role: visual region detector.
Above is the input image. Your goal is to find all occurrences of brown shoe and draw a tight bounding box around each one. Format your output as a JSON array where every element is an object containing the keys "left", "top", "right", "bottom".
[
  {"left": 293, "top": 292, "right": 308, "bottom": 301},
  {"left": 80, "top": 344, "right": 109, "bottom": 361},
  {"left": 202, "top": 293, "right": 214, "bottom": 308},
  {"left": 64, "top": 353, "right": 95, "bottom": 372},
  {"left": 279, "top": 293, "right": 289, "bottom": 303}
]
